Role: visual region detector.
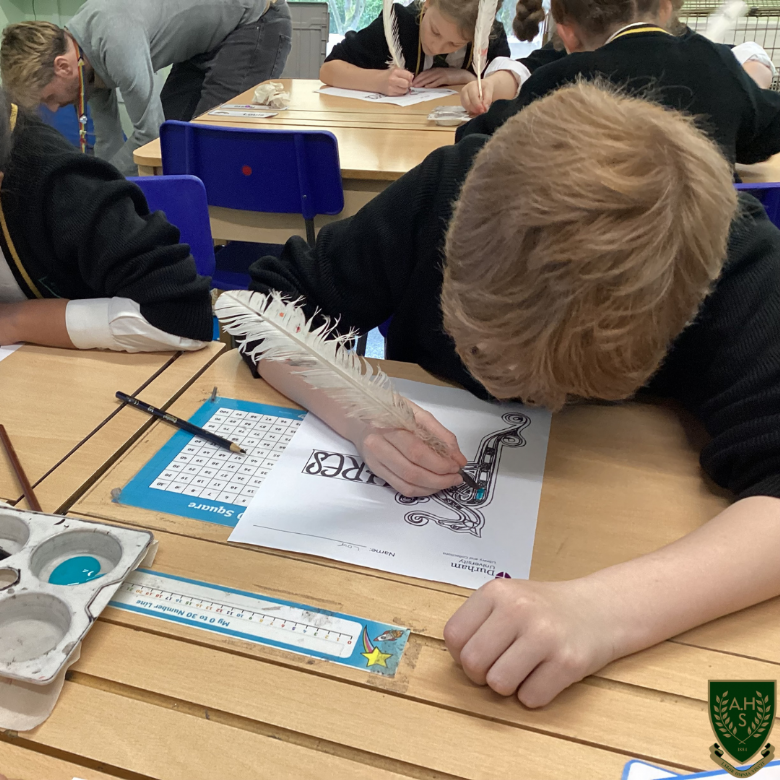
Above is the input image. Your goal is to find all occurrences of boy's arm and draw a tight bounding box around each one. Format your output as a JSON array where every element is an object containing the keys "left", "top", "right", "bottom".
[
  {"left": 0, "top": 299, "right": 73, "bottom": 348},
  {"left": 43, "top": 156, "right": 213, "bottom": 346},
  {"left": 444, "top": 496, "right": 780, "bottom": 707}
]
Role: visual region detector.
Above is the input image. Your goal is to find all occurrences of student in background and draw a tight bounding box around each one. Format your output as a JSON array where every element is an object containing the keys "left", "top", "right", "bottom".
[
  {"left": 0, "top": 94, "right": 212, "bottom": 352},
  {"left": 456, "top": 0, "right": 780, "bottom": 167},
  {"left": 0, "top": 0, "right": 292, "bottom": 177},
  {"left": 478, "top": 0, "right": 777, "bottom": 102},
  {"left": 320, "top": 0, "right": 510, "bottom": 96},
  {"left": 244, "top": 82, "right": 780, "bottom": 706}
]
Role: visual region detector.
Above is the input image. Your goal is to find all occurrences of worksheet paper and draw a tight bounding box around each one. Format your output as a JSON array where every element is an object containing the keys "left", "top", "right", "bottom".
[
  {"left": 622, "top": 758, "right": 780, "bottom": 779},
  {"left": 229, "top": 379, "right": 551, "bottom": 588},
  {"left": 0, "top": 343, "right": 21, "bottom": 363},
  {"left": 317, "top": 86, "right": 457, "bottom": 106}
]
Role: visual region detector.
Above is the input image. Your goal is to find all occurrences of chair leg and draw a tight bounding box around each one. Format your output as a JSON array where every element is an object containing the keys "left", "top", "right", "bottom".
[
  {"left": 305, "top": 218, "right": 316, "bottom": 248},
  {"left": 355, "top": 333, "right": 368, "bottom": 356}
]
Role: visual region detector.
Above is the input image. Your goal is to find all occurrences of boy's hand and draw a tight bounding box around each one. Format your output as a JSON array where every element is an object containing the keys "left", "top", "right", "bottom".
[
  {"left": 460, "top": 78, "right": 495, "bottom": 116},
  {"left": 349, "top": 400, "right": 467, "bottom": 497},
  {"left": 413, "top": 68, "right": 476, "bottom": 88},
  {"left": 444, "top": 578, "right": 619, "bottom": 707},
  {"left": 379, "top": 67, "right": 414, "bottom": 95}
]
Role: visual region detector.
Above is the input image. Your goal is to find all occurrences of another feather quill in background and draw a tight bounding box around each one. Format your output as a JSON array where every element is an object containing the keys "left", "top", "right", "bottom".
[
  {"left": 472, "top": 0, "right": 500, "bottom": 100},
  {"left": 215, "top": 291, "right": 478, "bottom": 488},
  {"left": 383, "top": 0, "right": 406, "bottom": 70},
  {"left": 703, "top": 0, "right": 748, "bottom": 43}
]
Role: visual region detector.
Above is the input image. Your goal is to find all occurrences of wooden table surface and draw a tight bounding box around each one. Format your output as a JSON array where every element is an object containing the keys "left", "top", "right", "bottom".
[
  {"left": 0, "top": 342, "right": 224, "bottom": 514},
  {"left": 4, "top": 348, "right": 778, "bottom": 779},
  {"left": 133, "top": 79, "right": 460, "bottom": 243}
]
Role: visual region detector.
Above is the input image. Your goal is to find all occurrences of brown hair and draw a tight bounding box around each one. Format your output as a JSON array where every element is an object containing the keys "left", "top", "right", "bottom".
[
  {"left": 513, "top": 0, "right": 546, "bottom": 41},
  {"left": 425, "top": 0, "right": 505, "bottom": 40},
  {"left": 441, "top": 81, "right": 737, "bottom": 410},
  {"left": 514, "top": 0, "right": 665, "bottom": 43},
  {"left": 0, "top": 21, "right": 68, "bottom": 106}
]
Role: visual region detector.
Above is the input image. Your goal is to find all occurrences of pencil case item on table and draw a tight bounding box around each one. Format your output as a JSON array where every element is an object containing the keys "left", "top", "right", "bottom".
[
  {"left": 0, "top": 505, "right": 156, "bottom": 730},
  {"left": 427, "top": 106, "right": 470, "bottom": 126},
  {"left": 252, "top": 81, "right": 291, "bottom": 109}
]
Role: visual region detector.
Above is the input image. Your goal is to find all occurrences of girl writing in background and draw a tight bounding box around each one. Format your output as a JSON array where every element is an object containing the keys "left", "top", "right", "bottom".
[{"left": 320, "top": 0, "right": 510, "bottom": 96}]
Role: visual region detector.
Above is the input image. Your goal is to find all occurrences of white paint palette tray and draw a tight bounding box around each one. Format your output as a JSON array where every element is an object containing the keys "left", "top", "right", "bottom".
[{"left": 0, "top": 506, "right": 155, "bottom": 685}]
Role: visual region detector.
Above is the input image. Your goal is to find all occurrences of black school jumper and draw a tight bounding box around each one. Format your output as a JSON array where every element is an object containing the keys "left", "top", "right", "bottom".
[
  {"left": 0, "top": 115, "right": 213, "bottom": 341},
  {"left": 248, "top": 134, "right": 780, "bottom": 500},
  {"left": 325, "top": 0, "right": 510, "bottom": 76},
  {"left": 456, "top": 26, "right": 780, "bottom": 165}
]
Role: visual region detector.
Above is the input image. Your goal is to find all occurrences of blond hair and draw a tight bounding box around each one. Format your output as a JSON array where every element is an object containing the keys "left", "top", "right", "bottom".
[
  {"left": 442, "top": 81, "right": 737, "bottom": 410},
  {"left": 1, "top": 21, "right": 67, "bottom": 106}
]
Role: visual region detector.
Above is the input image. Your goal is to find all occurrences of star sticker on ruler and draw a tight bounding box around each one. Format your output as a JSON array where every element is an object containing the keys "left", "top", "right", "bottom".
[{"left": 361, "top": 646, "right": 393, "bottom": 667}]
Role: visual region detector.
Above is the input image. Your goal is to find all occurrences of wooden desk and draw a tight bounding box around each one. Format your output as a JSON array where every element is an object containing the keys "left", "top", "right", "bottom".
[
  {"left": 5, "top": 349, "right": 777, "bottom": 779},
  {"left": 737, "top": 154, "right": 780, "bottom": 183},
  {"left": 133, "top": 79, "right": 459, "bottom": 243},
  {"left": 0, "top": 342, "right": 224, "bottom": 514}
]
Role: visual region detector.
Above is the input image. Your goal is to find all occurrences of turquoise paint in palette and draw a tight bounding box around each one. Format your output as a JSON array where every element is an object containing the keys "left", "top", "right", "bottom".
[{"left": 48, "top": 555, "right": 105, "bottom": 586}]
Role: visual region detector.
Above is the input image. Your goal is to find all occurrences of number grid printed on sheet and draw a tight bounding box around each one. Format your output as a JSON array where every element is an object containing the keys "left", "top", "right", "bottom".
[{"left": 118, "top": 397, "right": 306, "bottom": 526}]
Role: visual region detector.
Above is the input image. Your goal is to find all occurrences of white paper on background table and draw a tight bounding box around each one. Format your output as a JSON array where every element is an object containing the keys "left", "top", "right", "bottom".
[
  {"left": 622, "top": 758, "right": 780, "bottom": 778},
  {"left": 0, "top": 343, "right": 21, "bottom": 363},
  {"left": 317, "top": 86, "right": 457, "bottom": 106},
  {"left": 208, "top": 109, "right": 277, "bottom": 118},
  {"left": 229, "top": 379, "right": 551, "bottom": 588}
]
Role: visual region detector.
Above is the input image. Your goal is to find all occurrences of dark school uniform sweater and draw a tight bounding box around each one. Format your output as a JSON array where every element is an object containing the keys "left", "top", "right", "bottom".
[
  {"left": 325, "top": 1, "right": 510, "bottom": 76},
  {"left": 0, "top": 115, "right": 213, "bottom": 341},
  {"left": 455, "top": 28, "right": 780, "bottom": 165},
  {"left": 248, "top": 134, "right": 780, "bottom": 500}
]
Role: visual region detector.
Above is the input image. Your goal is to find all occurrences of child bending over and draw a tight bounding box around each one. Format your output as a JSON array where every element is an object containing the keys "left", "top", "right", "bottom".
[
  {"left": 457, "top": 0, "right": 780, "bottom": 168},
  {"left": 0, "top": 94, "right": 212, "bottom": 352},
  {"left": 244, "top": 82, "right": 780, "bottom": 706},
  {"left": 320, "top": 0, "right": 510, "bottom": 96}
]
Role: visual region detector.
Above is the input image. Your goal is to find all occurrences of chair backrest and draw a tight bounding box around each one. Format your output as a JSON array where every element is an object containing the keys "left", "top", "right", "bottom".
[
  {"left": 735, "top": 182, "right": 780, "bottom": 229},
  {"left": 128, "top": 174, "right": 216, "bottom": 277},
  {"left": 159, "top": 121, "right": 344, "bottom": 220}
]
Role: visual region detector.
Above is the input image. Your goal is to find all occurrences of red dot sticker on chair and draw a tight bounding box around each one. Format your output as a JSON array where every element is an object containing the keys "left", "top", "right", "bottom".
[{"left": 241, "top": 165, "right": 252, "bottom": 176}]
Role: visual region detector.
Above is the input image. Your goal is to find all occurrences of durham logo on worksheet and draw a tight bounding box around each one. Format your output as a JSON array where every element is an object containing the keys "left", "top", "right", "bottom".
[{"left": 708, "top": 680, "right": 775, "bottom": 777}]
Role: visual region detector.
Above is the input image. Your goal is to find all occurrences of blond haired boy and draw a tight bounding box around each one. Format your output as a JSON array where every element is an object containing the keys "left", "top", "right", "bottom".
[{"left": 246, "top": 82, "right": 780, "bottom": 706}]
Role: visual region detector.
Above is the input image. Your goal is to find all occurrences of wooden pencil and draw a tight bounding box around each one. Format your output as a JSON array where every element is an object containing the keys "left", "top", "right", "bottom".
[
  {"left": 116, "top": 392, "right": 246, "bottom": 454},
  {"left": 0, "top": 424, "right": 42, "bottom": 512}
]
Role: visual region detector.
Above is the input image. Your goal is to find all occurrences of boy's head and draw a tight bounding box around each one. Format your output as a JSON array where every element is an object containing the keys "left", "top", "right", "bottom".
[
  {"left": 442, "top": 81, "right": 737, "bottom": 411},
  {"left": 420, "top": 0, "right": 503, "bottom": 57},
  {"left": 1, "top": 21, "right": 80, "bottom": 111}
]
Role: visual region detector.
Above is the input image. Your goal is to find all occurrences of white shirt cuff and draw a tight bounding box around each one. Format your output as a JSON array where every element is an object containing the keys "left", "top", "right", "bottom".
[
  {"left": 732, "top": 41, "right": 777, "bottom": 77},
  {"left": 66, "top": 298, "right": 208, "bottom": 352},
  {"left": 484, "top": 57, "right": 532, "bottom": 98}
]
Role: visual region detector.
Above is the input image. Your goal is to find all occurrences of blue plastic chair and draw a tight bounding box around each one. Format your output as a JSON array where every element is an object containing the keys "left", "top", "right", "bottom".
[
  {"left": 128, "top": 175, "right": 216, "bottom": 277},
  {"left": 159, "top": 120, "right": 345, "bottom": 247},
  {"left": 735, "top": 182, "right": 780, "bottom": 229}
]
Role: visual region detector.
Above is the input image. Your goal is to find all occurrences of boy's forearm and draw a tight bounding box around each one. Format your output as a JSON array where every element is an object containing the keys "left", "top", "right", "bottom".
[
  {"left": 319, "top": 60, "right": 387, "bottom": 92},
  {"left": 583, "top": 495, "right": 780, "bottom": 656},
  {"left": 256, "top": 358, "right": 356, "bottom": 440},
  {"left": 0, "top": 300, "right": 75, "bottom": 348}
]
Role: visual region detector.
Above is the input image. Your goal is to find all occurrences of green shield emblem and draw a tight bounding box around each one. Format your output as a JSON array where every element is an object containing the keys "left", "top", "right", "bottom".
[{"left": 709, "top": 681, "right": 776, "bottom": 764}]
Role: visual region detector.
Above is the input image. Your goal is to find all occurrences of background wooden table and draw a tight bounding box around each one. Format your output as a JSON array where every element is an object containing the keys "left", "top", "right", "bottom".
[
  {"left": 133, "top": 79, "right": 461, "bottom": 244},
  {"left": 3, "top": 349, "right": 777, "bottom": 779},
  {"left": 0, "top": 342, "right": 224, "bottom": 513}
]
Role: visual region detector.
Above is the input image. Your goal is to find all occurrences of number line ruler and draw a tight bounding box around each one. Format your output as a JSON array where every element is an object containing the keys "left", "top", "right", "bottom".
[{"left": 110, "top": 569, "right": 410, "bottom": 675}]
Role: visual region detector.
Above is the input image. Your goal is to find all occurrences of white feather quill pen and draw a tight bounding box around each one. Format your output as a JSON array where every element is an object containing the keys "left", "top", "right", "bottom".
[
  {"left": 383, "top": 0, "right": 405, "bottom": 70},
  {"left": 703, "top": 0, "right": 748, "bottom": 43},
  {"left": 472, "top": 0, "right": 500, "bottom": 100},
  {"left": 215, "top": 291, "right": 465, "bottom": 464}
]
